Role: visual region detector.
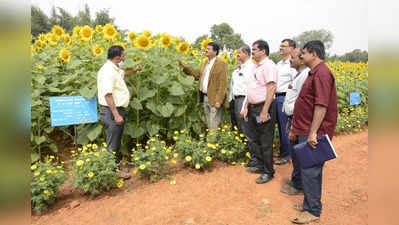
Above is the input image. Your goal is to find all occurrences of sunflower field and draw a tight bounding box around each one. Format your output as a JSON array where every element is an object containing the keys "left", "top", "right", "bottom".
[{"left": 31, "top": 24, "right": 368, "bottom": 162}]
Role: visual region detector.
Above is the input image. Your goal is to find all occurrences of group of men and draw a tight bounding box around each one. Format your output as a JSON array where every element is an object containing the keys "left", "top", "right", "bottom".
[{"left": 97, "top": 38, "right": 337, "bottom": 224}]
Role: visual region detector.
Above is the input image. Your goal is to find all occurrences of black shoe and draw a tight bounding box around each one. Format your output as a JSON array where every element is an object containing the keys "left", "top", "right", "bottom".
[
  {"left": 245, "top": 160, "right": 259, "bottom": 168},
  {"left": 256, "top": 174, "right": 273, "bottom": 184},
  {"left": 283, "top": 177, "right": 293, "bottom": 187},
  {"left": 246, "top": 167, "right": 264, "bottom": 174},
  {"left": 280, "top": 186, "right": 304, "bottom": 195},
  {"left": 274, "top": 158, "right": 290, "bottom": 165}
]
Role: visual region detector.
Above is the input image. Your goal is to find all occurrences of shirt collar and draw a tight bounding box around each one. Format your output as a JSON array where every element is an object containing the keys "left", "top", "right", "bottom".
[
  {"left": 256, "top": 57, "right": 269, "bottom": 67},
  {"left": 207, "top": 57, "right": 216, "bottom": 65},
  {"left": 107, "top": 60, "right": 121, "bottom": 73},
  {"left": 241, "top": 58, "right": 252, "bottom": 69},
  {"left": 279, "top": 58, "right": 291, "bottom": 64},
  {"left": 309, "top": 61, "right": 324, "bottom": 76}
]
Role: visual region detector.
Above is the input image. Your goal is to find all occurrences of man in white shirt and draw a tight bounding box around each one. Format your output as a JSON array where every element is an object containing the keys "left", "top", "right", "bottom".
[
  {"left": 229, "top": 45, "right": 254, "bottom": 135},
  {"left": 97, "top": 45, "right": 141, "bottom": 179},
  {"left": 275, "top": 39, "right": 297, "bottom": 165},
  {"left": 280, "top": 47, "right": 310, "bottom": 196}
]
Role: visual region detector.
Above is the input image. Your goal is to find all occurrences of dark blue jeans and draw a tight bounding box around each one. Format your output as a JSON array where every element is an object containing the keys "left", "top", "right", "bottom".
[
  {"left": 297, "top": 135, "right": 325, "bottom": 217},
  {"left": 275, "top": 95, "right": 291, "bottom": 158}
]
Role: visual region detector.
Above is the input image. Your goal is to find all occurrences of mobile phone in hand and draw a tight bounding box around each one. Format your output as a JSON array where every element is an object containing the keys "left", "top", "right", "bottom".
[{"left": 256, "top": 113, "right": 271, "bottom": 124}]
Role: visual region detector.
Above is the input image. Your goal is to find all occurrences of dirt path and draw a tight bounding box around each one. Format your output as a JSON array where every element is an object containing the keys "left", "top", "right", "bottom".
[{"left": 31, "top": 130, "right": 368, "bottom": 225}]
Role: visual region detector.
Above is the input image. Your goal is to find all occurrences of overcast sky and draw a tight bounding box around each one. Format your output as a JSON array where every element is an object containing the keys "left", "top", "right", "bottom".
[{"left": 31, "top": 0, "right": 368, "bottom": 55}]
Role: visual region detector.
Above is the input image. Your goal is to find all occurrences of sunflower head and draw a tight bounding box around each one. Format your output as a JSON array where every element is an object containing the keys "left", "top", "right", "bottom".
[
  {"left": 128, "top": 32, "right": 137, "bottom": 42},
  {"left": 59, "top": 48, "right": 71, "bottom": 63},
  {"left": 72, "top": 26, "right": 81, "bottom": 37},
  {"left": 52, "top": 25, "right": 64, "bottom": 38},
  {"left": 192, "top": 49, "right": 199, "bottom": 56},
  {"left": 80, "top": 25, "right": 94, "bottom": 42},
  {"left": 95, "top": 25, "right": 103, "bottom": 33},
  {"left": 63, "top": 34, "right": 71, "bottom": 45},
  {"left": 134, "top": 34, "right": 151, "bottom": 50},
  {"left": 142, "top": 30, "right": 152, "bottom": 38},
  {"left": 103, "top": 24, "right": 118, "bottom": 40},
  {"left": 48, "top": 34, "right": 58, "bottom": 46},
  {"left": 201, "top": 38, "right": 213, "bottom": 50},
  {"left": 38, "top": 34, "right": 46, "bottom": 42},
  {"left": 92, "top": 45, "right": 104, "bottom": 56},
  {"left": 160, "top": 33, "right": 172, "bottom": 49},
  {"left": 177, "top": 41, "right": 190, "bottom": 54},
  {"left": 173, "top": 37, "right": 180, "bottom": 45}
]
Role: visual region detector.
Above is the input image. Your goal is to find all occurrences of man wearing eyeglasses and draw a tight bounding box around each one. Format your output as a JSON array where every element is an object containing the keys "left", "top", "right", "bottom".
[
  {"left": 241, "top": 39, "right": 278, "bottom": 184},
  {"left": 228, "top": 44, "right": 255, "bottom": 165},
  {"left": 274, "top": 39, "right": 298, "bottom": 166}
]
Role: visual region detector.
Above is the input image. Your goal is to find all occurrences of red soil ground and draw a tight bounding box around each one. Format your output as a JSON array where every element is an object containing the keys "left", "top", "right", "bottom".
[{"left": 32, "top": 130, "right": 368, "bottom": 225}]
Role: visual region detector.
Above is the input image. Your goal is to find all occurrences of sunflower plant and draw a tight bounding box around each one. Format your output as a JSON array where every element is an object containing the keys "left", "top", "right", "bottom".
[
  {"left": 71, "top": 143, "right": 120, "bottom": 196},
  {"left": 31, "top": 156, "right": 66, "bottom": 214}
]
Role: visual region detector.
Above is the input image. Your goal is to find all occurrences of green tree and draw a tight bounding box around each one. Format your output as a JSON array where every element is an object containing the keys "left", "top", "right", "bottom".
[
  {"left": 340, "top": 49, "right": 368, "bottom": 62},
  {"left": 75, "top": 4, "right": 92, "bottom": 26},
  {"left": 293, "top": 29, "right": 334, "bottom": 50},
  {"left": 31, "top": 6, "right": 51, "bottom": 37},
  {"left": 93, "top": 8, "right": 115, "bottom": 26},
  {"left": 269, "top": 51, "right": 282, "bottom": 64},
  {"left": 210, "top": 23, "right": 244, "bottom": 51},
  {"left": 56, "top": 7, "right": 75, "bottom": 33}
]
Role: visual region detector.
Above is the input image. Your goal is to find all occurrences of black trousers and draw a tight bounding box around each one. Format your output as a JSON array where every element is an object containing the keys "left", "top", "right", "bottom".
[
  {"left": 246, "top": 101, "right": 276, "bottom": 176},
  {"left": 297, "top": 135, "right": 325, "bottom": 217},
  {"left": 100, "top": 106, "right": 126, "bottom": 164},
  {"left": 229, "top": 100, "right": 238, "bottom": 131}
]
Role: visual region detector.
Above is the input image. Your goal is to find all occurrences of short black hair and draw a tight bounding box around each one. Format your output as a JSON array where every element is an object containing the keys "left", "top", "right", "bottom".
[
  {"left": 303, "top": 40, "right": 325, "bottom": 60},
  {"left": 240, "top": 44, "right": 251, "bottom": 56},
  {"left": 107, "top": 45, "right": 124, "bottom": 60},
  {"left": 282, "top": 39, "right": 296, "bottom": 48},
  {"left": 207, "top": 42, "right": 220, "bottom": 55},
  {"left": 252, "top": 39, "right": 269, "bottom": 56}
]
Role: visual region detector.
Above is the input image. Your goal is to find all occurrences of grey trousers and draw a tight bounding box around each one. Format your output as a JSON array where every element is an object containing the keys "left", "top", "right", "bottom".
[
  {"left": 100, "top": 106, "right": 126, "bottom": 163},
  {"left": 203, "top": 96, "right": 222, "bottom": 130}
]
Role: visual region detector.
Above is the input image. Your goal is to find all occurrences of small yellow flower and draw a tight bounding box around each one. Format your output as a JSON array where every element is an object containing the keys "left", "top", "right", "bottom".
[
  {"left": 173, "top": 153, "right": 178, "bottom": 158},
  {"left": 199, "top": 134, "right": 204, "bottom": 138},
  {"left": 152, "top": 147, "right": 156, "bottom": 151},
  {"left": 31, "top": 165, "right": 37, "bottom": 170},
  {"left": 76, "top": 160, "right": 84, "bottom": 167},
  {"left": 86, "top": 158, "right": 91, "bottom": 162},
  {"left": 229, "top": 151, "right": 233, "bottom": 155},
  {"left": 165, "top": 156, "right": 169, "bottom": 160},
  {"left": 180, "top": 129, "right": 185, "bottom": 134},
  {"left": 34, "top": 171, "right": 40, "bottom": 176},
  {"left": 172, "top": 160, "right": 177, "bottom": 164},
  {"left": 46, "top": 169, "right": 52, "bottom": 174},
  {"left": 36, "top": 64, "right": 44, "bottom": 70},
  {"left": 185, "top": 156, "right": 192, "bottom": 162},
  {"left": 195, "top": 163, "right": 201, "bottom": 169},
  {"left": 88, "top": 172, "right": 94, "bottom": 178},
  {"left": 174, "top": 131, "right": 179, "bottom": 135},
  {"left": 240, "top": 134, "right": 245, "bottom": 138},
  {"left": 133, "top": 169, "right": 138, "bottom": 174},
  {"left": 134, "top": 157, "right": 140, "bottom": 161},
  {"left": 246, "top": 152, "right": 251, "bottom": 158},
  {"left": 117, "top": 179, "right": 124, "bottom": 188},
  {"left": 43, "top": 190, "right": 51, "bottom": 196},
  {"left": 102, "top": 142, "right": 107, "bottom": 147},
  {"left": 206, "top": 156, "right": 212, "bottom": 162},
  {"left": 170, "top": 179, "right": 176, "bottom": 185},
  {"left": 40, "top": 177, "right": 45, "bottom": 182},
  {"left": 221, "top": 149, "right": 226, "bottom": 154},
  {"left": 173, "top": 136, "right": 178, "bottom": 141},
  {"left": 95, "top": 152, "right": 100, "bottom": 157},
  {"left": 139, "top": 164, "right": 146, "bottom": 170},
  {"left": 232, "top": 162, "right": 236, "bottom": 165},
  {"left": 146, "top": 162, "right": 151, "bottom": 166}
]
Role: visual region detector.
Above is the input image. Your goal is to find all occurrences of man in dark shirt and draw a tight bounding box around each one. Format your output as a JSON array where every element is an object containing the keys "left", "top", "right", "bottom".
[{"left": 290, "top": 40, "right": 338, "bottom": 224}]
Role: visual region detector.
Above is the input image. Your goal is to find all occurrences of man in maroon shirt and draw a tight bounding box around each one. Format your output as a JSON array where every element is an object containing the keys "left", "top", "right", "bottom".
[{"left": 290, "top": 40, "right": 338, "bottom": 224}]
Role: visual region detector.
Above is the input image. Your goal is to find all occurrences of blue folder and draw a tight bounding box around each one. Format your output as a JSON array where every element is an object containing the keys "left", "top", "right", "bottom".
[{"left": 293, "top": 134, "right": 338, "bottom": 169}]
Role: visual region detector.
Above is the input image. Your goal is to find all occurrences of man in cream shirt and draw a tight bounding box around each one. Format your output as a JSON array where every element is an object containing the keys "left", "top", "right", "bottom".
[{"left": 97, "top": 45, "right": 141, "bottom": 179}]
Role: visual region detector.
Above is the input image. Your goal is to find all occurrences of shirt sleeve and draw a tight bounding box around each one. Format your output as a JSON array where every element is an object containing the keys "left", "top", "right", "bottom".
[
  {"left": 263, "top": 64, "right": 278, "bottom": 84},
  {"left": 313, "top": 72, "right": 334, "bottom": 107}
]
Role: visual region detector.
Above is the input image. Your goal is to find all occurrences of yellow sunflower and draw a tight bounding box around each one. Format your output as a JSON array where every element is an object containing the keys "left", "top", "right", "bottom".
[
  {"left": 177, "top": 41, "right": 190, "bottom": 54},
  {"left": 80, "top": 25, "right": 94, "bottom": 42},
  {"left": 192, "top": 49, "right": 199, "bottom": 55},
  {"left": 72, "top": 26, "right": 81, "bottom": 37},
  {"left": 63, "top": 34, "right": 71, "bottom": 45},
  {"left": 142, "top": 30, "right": 152, "bottom": 38},
  {"left": 92, "top": 45, "right": 104, "bottom": 56},
  {"left": 134, "top": 34, "right": 151, "bottom": 50},
  {"left": 103, "top": 24, "right": 118, "bottom": 40},
  {"left": 52, "top": 25, "right": 64, "bottom": 38},
  {"left": 95, "top": 24, "right": 103, "bottom": 33},
  {"left": 38, "top": 34, "right": 46, "bottom": 42},
  {"left": 47, "top": 34, "right": 58, "bottom": 46},
  {"left": 59, "top": 48, "right": 71, "bottom": 63},
  {"left": 173, "top": 37, "right": 180, "bottom": 45},
  {"left": 128, "top": 32, "right": 137, "bottom": 42},
  {"left": 201, "top": 37, "right": 213, "bottom": 50},
  {"left": 160, "top": 33, "right": 172, "bottom": 49}
]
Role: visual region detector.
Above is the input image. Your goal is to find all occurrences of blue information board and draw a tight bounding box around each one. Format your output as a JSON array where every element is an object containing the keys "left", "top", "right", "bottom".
[
  {"left": 349, "top": 92, "right": 361, "bottom": 106},
  {"left": 50, "top": 96, "right": 98, "bottom": 127}
]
